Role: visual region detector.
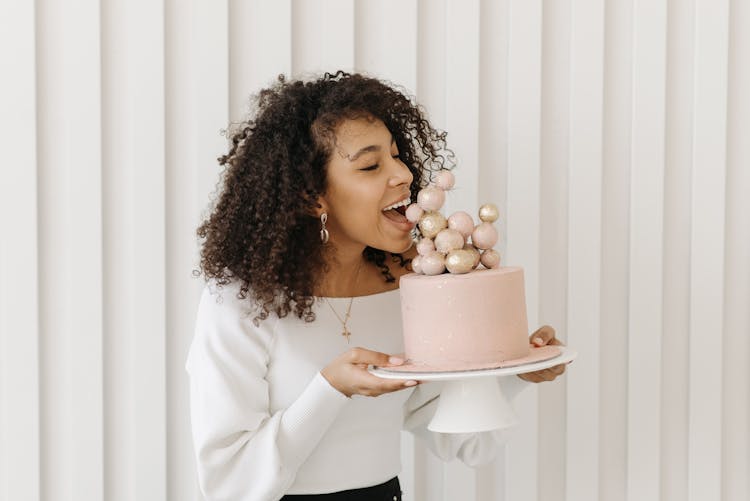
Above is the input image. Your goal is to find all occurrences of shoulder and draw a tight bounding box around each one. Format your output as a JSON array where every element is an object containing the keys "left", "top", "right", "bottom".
[
  {"left": 196, "top": 280, "right": 255, "bottom": 323},
  {"left": 189, "top": 280, "right": 279, "bottom": 370}
]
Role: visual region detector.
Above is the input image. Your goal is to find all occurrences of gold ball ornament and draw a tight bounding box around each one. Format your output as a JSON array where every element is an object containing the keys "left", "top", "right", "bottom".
[
  {"left": 478, "top": 203, "right": 500, "bottom": 223},
  {"left": 418, "top": 211, "right": 448, "bottom": 239},
  {"left": 463, "top": 243, "right": 481, "bottom": 269},
  {"left": 445, "top": 249, "right": 475, "bottom": 274}
]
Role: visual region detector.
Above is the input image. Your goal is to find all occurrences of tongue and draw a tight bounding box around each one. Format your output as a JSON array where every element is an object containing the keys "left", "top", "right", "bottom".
[{"left": 383, "top": 208, "right": 408, "bottom": 223}]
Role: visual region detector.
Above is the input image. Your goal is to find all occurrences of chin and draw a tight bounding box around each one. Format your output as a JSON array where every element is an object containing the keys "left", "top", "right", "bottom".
[{"left": 383, "top": 237, "right": 414, "bottom": 255}]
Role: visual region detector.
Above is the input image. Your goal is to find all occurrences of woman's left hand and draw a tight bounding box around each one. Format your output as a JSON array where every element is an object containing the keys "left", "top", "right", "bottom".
[{"left": 518, "top": 325, "right": 567, "bottom": 383}]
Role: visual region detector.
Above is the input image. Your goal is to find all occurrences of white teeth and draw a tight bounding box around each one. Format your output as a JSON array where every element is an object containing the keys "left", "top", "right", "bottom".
[{"left": 382, "top": 198, "right": 411, "bottom": 211}]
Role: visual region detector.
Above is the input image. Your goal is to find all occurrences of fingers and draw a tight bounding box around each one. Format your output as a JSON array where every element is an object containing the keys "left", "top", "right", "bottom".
[
  {"left": 346, "top": 347, "right": 404, "bottom": 367},
  {"left": 523, "top": 325, "right": 568, "bottom": 382},
  {"left": 326, "top": 347, "right": 417, "bottom": 397},
  {"left": 518, "top": 363, "right": 566, "bottom": 383},
  {"left": 355, "top": 372, "right": 419, "bottom": 397},
  {"left": 530, "top": 325, "right": 562, "bottom": 347},
  {"left": 346, "top": 348, "right": 418, "bottom": 396}
]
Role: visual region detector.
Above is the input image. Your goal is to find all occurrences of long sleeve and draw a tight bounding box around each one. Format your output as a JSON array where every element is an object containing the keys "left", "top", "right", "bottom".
[
  {"left": 402, "top": 377, "right": 528, "bottom": 467},
  {"left": 186, "top": 287, "right": 349, "bottom": 501}
]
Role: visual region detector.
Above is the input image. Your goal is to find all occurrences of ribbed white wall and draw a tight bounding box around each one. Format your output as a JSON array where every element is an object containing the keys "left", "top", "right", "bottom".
[{"left": 1, "top": 1, "right": 748, "bottom": 500}]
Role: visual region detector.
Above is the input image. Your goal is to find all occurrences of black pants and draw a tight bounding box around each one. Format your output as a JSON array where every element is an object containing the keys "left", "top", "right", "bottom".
[{"left": 281, "top": 477, "right": 402, "bottom": 500}]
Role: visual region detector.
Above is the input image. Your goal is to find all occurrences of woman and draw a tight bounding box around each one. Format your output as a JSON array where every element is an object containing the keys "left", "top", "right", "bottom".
[{"left": 188, "top": 71, "right": 565, "bottom": 501}]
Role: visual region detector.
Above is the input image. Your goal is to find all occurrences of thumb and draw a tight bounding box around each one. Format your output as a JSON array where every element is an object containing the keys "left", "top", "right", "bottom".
[{"left": 531, "top": 325, "right": 557, "bottom": 346}]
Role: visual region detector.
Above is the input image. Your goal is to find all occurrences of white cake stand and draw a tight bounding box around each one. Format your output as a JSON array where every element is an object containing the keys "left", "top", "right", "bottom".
[{"left": 369, "top": 346, "right": 577, "bottom": 433}]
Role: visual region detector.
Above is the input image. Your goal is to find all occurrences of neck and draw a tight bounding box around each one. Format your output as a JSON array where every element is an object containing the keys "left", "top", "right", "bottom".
[{"left": 317, "top": 248, "right": 367, "bottom": 297}]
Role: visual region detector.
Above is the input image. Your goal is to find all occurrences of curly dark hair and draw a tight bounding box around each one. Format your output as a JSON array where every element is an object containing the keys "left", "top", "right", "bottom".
[{"left": 197, "top": 71, "right": 453, "bottom": 323}]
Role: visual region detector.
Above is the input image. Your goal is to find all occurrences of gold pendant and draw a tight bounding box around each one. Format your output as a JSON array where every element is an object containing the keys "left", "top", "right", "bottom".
[{"left": 342, "top": 330, "right": 351, "bottom": 343}]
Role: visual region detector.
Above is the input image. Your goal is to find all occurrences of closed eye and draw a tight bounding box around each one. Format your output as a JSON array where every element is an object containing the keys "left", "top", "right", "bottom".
[{"left": 360, "top": 153, "right": 401, "bottom": 171}]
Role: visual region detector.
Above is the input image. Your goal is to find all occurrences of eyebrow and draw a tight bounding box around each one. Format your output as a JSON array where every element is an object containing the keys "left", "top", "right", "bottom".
[{"left": 346, "top": 136, "right": 396, "bottom": 162}]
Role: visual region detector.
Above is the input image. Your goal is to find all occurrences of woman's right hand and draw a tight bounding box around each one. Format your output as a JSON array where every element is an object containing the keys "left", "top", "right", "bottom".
[{"left": 321, "top": 347, "right": 419, "bottom": 398}]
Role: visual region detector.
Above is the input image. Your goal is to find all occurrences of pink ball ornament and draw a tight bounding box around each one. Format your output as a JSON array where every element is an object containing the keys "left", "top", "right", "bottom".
[
  {"left": 434, "top": 170, "right": 455, "bottom": 190},
  {"left": 471, "top": 222, "right": 499, "bottom": 250},
  {"left": 480, "top": 249, "right": 501, "bottom": 269},
  {"left": 416, "top": 238, "right": 436, "bottom": 256},
  {"left": 405, "top": 203, "right": 424, "bottom": 223},
  {"left": 417, "top": 186, "right": 445, "bottom": 211},
  {"left": 420, "top": 251, "right": 446, "bottom": 276},
  {"left": 434, "top": 229, "right": 465, "bottom": 254},
  {"left": 447, "top": 211, "right": 474, "bottom": 239},
  {"left": 411, "top": 255, "right": 423, "bottom": 274}
]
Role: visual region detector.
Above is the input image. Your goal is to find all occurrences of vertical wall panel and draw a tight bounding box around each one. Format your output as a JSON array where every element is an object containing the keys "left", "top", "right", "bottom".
[
  {"left": 102, "top": 1, "right": 167, "bottom": 500},
  {"left": 417, "top": 0, "right": 447, "bottom": 130},
  {"left": 101, "top": 2, "right": 135, "bottom": 498},
  {"left": 566, "top": 2, "right": 604, "bottom": 501},
  {"left": 228, "top": 0, "right": 292, "bottom": 122},
  {"left": 355, "top": 0, "right": 418, "bottom": 93},
  {"left": 192, "top": 0, "right": 231, "bottom": 207},
  {"left": 627, "top": 1, "right": 666, "bottom": 500},
  {"left": 36, "top": 1, "right": 104, "bottom": 500},
  {"left": 722, "top": 1, "right": 750, "bottom": 499},
  {"left": 661, "top": 1, "right": 693, "bottom": 499},
  {"left": 599, "top": 0, "right": 631, "bottom": 499},
  {"left": 0, "top": 2, "right": 40, "bottom": 501},
  {"left": 538, "top": 1, "right": 571, "bottom": 499},
  {"left": 131, "top": 2, "right": 168, "bottom": 499},
  {"left": 292, "top": 0, "right": 354, "bottom": 75},
  {"left": 504, "top": 2, "right": 542, "bottom": 501},
  {"left": 688, "top": 1, "right": 729, "bottom": 500}
]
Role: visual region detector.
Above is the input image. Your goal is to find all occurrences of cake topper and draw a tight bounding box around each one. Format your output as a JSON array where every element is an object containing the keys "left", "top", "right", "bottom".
[{"left": 409, "top": 170, "right": 502, "bottom": 275}]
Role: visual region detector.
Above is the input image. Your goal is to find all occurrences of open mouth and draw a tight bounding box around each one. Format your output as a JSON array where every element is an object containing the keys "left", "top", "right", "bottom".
[{"left": 382, "top": 197, "right": 411, "bottom": 223}]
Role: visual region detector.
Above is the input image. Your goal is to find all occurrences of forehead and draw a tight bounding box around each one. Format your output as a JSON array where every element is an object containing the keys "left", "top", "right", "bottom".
[{"left": 334, "top": 117, "right": 393, "bottom": 148}]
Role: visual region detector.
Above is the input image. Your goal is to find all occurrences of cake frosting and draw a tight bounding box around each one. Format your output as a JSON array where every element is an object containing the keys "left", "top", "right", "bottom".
[{"left": 393, "top": 266, "right": 561, "bottom": 372}]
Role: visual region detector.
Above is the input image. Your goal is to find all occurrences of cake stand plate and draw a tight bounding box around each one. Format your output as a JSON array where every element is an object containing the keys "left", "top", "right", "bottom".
[{"left": 370, "top": 346, "right": 577, "bottom": 433}]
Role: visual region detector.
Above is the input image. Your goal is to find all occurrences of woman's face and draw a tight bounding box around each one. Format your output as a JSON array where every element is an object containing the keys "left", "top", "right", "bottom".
[{"left": 319, "top": 116, "right": 415, "bottom": 255}]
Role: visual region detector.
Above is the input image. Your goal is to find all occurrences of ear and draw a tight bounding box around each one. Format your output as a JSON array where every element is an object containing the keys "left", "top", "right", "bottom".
[
  {"left": 313, "top": 196, "right": 328, "bottom": 217},
  {"left": 300, "top": 192, "right": 327, "bottom": 217}
]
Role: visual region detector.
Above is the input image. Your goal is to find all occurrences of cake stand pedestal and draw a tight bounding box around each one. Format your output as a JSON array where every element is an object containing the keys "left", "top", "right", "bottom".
[{"left": 370, "top": 346, "right": 577, "bottom": 433}]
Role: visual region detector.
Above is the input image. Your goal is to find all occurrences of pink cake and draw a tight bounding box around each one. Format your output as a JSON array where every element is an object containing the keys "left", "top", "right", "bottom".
[{"left": 395, "top": 266, "right": 560, "bottom": 372}]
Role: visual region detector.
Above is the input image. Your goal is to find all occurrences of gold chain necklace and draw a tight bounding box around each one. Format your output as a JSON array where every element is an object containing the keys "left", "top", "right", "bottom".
[
  {"left": 325, "top": 297, "right": 354, "bottom": 343},
  {"left": 323, "top": 260, "right": 363, "bottom": 344}
]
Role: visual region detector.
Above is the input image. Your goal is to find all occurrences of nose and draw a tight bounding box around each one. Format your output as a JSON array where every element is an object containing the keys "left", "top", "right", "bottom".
[{"left": 387, "top": 156, "right": 414, "bottom": 187}]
